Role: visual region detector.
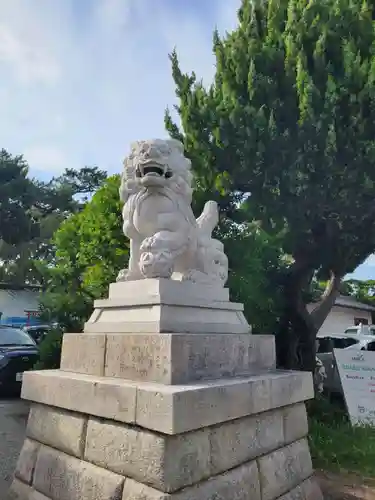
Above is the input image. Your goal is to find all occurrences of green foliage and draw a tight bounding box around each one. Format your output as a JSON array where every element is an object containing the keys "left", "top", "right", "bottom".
[
  {"left": 166, "top": 0, "right": 375, "bottom": 370},
  {"left": 39, "top": 175, "right": 129, "bottom": 331},
  {"left": 0, "top": 160, "right": 107, "bottom": 286},
  {"left": 34, "top": 328, "right": 64, "bottom": 370},
  {"left": 167, "top": 0, "right": 375, "bottom": 275},
  {"left": 51, "top": 166, "right": 108, "bottom": 203},
  {"left": 308, "top": 396, "right": 375, "bottom": 476},
  {"left": 0, "top": 149, "right": 38, "bottom": 246},
  {"left": 342, "top": 279, "right": 375, "bottom": 304},
  {"left": 224, "top": 222, "right": 285, "bottom": 333}
]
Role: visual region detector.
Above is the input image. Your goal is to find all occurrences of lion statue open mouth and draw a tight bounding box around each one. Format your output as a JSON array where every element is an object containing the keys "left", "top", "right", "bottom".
[{"left": 117, "top": 138, "right": 228, "bottom": 287}]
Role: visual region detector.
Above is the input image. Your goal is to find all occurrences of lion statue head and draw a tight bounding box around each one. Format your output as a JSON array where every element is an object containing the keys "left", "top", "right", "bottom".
[{"left": 119, "top": 139, "right": 193, "bottom": 203}]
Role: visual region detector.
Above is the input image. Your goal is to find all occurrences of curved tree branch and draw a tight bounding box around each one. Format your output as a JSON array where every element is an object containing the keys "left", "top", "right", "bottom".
[{"left": 310, "top": 271, "right": 341, "bottom": 331}]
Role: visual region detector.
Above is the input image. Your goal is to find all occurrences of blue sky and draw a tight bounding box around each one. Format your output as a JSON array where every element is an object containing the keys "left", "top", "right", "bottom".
[
  {"left": 0, "top": 0, "right": 373, "bottom": 280},
  {"left": 0, "top": 0, "right": 239, "bottom": 176}
]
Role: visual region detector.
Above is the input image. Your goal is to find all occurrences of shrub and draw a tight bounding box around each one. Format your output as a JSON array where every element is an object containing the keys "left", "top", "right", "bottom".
[{"left": 34, "top": 328, "right": 64, "bottom": 370}]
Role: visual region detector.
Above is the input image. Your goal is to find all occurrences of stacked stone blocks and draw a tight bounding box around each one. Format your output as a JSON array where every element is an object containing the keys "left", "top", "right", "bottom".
[
  {"left": 13, "top": 394, "right": 319, "bottom": 499},
  {"left": 11, "top": 280, "right": 322, "bottom": 500}
]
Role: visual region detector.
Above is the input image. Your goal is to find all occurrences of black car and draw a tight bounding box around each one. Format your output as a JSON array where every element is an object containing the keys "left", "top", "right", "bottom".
[
  {"left": 22, "top": 324, "right": 51, "bottom": 344},
  {"left": 0, "top": 326, "right": 39, "bottom": 393}
]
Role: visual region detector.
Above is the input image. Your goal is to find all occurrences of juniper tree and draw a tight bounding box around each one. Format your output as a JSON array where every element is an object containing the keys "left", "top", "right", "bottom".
[{"left": 165, "top": 0, "right": 375, "bottom": 371}]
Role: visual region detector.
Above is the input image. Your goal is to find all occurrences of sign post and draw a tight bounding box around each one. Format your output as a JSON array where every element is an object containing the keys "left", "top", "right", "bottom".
[{"left": 334, "top": 349, "right": 375, "bottom": 426}]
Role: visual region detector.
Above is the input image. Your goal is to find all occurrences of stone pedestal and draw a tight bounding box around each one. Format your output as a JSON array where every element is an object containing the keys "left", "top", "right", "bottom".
[{"left": 11, "top": 279, "right": 322, "bottom": 500}]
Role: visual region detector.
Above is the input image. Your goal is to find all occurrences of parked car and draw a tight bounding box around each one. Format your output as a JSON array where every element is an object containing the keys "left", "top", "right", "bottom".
[
  {"left": 21, "top": 324, "right": 51, "bottom": 344},
  {"left": 316, "top": 333, "right": 375, "bottom": 393},
  {"left": 0, "top": 326, "right": 39, "bottom": 393},
  {"left": 343, "top": 324, "right": 375, "bottom": 337}
]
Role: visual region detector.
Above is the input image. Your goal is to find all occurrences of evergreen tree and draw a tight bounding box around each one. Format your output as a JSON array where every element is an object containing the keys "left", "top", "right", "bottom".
[
  {"left": 0, "top": 149, "right": 38, "bottom": 245},
  {"left": 166, "top": 0, "right": 375, "bottom": 371},
  {"left": 0, "top": 161, "right": 107, "bottom": 286}
]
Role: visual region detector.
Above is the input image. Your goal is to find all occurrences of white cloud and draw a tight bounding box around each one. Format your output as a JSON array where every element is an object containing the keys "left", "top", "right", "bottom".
[
  {"left": 23, "top": 146, "right": 69, "bottom": 174},
  {"left": 92, "top": 0, "right": 133, "bottom": 36},
  {"left": 0, "top": 0, "right": 66, "bottom": 85},
  {"left": 0, "top": 0, "right": 241, "bottom": 175},
  {"left": 0, "top": 24, "right": 60, "bottom": 84}
]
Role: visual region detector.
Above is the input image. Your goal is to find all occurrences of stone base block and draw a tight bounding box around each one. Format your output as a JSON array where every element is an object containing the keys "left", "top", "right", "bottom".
[
  {"left": 84, "top": 278, "right": 250, "bottom": 334},
  {"left": 60, "top": 332, "right": 276, "bottom": 383},
  {"left": 13, "top": 360, "right": 319, "bottom": 500},
  {"left": 108, "top": 278, "right": 230, "bottom": 302},
  {"left": 17, "top": 399, "right": 308, "bottom": 492},
  {"left": 12, "top": 397, "right": 321, "bottom": 500},
  {"left": 21, "top": 369, "right": 314, "bottom": 434}
]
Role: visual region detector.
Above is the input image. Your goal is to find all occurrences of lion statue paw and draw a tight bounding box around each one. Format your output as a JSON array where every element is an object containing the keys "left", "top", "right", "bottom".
[{"left": 140, "top": 250, "right": 174, "bottom": 279}]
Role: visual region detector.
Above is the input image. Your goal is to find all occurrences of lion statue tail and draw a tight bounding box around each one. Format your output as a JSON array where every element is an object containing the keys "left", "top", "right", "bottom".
[{"left": 196, "top": 200, "right": 219, "bottom": 238}]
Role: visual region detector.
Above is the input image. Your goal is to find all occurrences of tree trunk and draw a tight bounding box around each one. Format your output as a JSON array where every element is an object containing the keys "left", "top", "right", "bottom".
[
  {"left": 310, "top": 272, "right": 341, "bottom": 330},
  {"left": 276, "top": 263, "right": 341, "bottom": 373}
]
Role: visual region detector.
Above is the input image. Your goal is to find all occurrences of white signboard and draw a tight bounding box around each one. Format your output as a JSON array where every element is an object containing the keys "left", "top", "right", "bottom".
[{"left": 334, "top": 349, "right": 375, "bottom": 426}]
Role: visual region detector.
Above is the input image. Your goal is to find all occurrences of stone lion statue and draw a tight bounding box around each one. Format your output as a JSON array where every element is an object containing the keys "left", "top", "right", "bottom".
[{"left": 117, "top": 138, "right": 228, "bottom": 286}]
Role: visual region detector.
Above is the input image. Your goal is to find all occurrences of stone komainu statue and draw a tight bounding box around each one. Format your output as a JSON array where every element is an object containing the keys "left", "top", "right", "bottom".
[{"left": 117, "top": 138, "right": 228, "bottom": 287}]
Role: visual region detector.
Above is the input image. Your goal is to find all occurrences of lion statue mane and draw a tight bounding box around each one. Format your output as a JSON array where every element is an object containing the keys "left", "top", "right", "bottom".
[{"left": 117, "top": 138, "right": 228, "bottom": 286}]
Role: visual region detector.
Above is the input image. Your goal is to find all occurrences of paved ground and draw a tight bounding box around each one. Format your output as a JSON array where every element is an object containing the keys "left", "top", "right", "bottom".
[{"left": 0, "top": 397, "right": 29, "bottom": 495}]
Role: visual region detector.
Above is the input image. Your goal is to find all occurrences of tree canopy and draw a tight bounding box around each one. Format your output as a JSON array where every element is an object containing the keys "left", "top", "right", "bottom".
[
  {"left": 165, "top": 0, "right": 375, "bottom": 370},
  {"left": 39, "top": 175, "right": 129, "bottom": 331},
  {"left": 0, "top": 155, "right": 107, "bottom": 285},
  {"left": 342, "top": 278, "right": 375, "bottom": 307},
  {"left": 0, "top": 149, "right": 38, "bottom": 246}
]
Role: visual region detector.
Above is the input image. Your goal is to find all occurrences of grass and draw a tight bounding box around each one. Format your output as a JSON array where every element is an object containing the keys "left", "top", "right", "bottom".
[{"left": 308, "top": 395, "right": 375, "bottom": 477}]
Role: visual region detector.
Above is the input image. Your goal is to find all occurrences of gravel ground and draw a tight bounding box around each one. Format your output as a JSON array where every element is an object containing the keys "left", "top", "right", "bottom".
[{"left": 0, "top": 397, "right": 29, "bottom": 496}]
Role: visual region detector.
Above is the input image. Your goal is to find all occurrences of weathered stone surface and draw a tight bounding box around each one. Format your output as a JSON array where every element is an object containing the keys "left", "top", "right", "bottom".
[
  {"left": 85, "top": 302, "right": 249, "bottom": 335},
  {"left": 84, "top": 417, "right": 210, "bottom": 492},
  {"left": 8, "top": 478, "right": 33, "bottom": 499},
  {"left": 105, "top": 333, "right": 275, "bottom": 384},
  {"left": 33, "top": 444, "right": 124, "bottom": 500},
  {"left": 108, "top": 278, "right": 229, "bottom": 303},
  {"left": 270, "top": 372, "right": 314, "bottom": 410},
  {"left": 60, "top": 333, "right": 106, "bottom": 376},
  {"left": 121, "top": 461, "right": 260, "bottom": 500},
  {"left": 283, "top": 403, "right": 309, "bottom": 444},
  {"left": 86, "top": 277, "right": 250, "bottom": 335},
  {"left": 258, "top": 439, "right": 313, "bottom": 500},
  {"left": 27, "top": 404, "right": 87, "bottom": 458},
  {"left": 105, "top": 334, "right": 172, "bottom": 383},
  {"left": 278, "top": 477, "right": 323, "bottom": 499},
  {"left": 22, "top": 370, "right": 136, "bottom": 424},
  {"left": 210, "top": 409, "right": 284, "bottom": 474},
  {"left": 14, "top": 438, "right": 39, "bottom": 484},
  {"left": 29, "top": 492, "right": 52, "bottom": 500},
  {"left": 7, "top": 482, "right": 52, "bottom": 500},
  {"left": 7, "top": 485, "right": 51, "bottom": 500},
  {"left": 121, "top": 480, "right": 168, "bottom": 500},
  {"left": 136, "top": 371, "right": 314, "bottom": 434},
  {"left": 22, "top": 370, "right": 313, "bottom": 434}
]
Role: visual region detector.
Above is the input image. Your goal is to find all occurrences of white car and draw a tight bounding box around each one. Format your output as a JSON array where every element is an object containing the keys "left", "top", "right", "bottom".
[
  {"left": 316, "top": 333, "right": 375, "bottom": 393},
  {"left": 343, "top": 324, "right": 375, "bottom": 337}
]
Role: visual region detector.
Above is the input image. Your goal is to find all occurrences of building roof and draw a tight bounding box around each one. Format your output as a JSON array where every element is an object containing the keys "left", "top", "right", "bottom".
[
  {"left": 335, "top": 294, "right": 375, "bottom": 312},
  {"left": 0, "top": 282, "right": 41, "bottom": 291}
]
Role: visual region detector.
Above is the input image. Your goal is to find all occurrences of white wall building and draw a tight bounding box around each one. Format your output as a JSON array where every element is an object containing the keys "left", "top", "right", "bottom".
[
  {"left": 0, "top": 284, "right": 41, "bottom": 327},
  {"left": 308, "top": 295, "right": 375, "bottom": 335}
]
